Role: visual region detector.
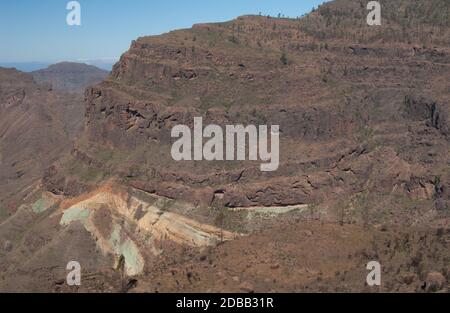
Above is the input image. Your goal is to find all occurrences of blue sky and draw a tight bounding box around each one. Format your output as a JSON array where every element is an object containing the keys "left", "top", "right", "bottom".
[{"left": 0, "top": 0, "right": 328, "bottom": 64}]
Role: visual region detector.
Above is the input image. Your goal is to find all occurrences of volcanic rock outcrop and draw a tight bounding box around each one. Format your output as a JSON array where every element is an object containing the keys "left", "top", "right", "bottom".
[
  {"left": 45, "top": 0, "right": 450, "bottom": 213},
  {"left": 56, "top": 183, "right": 238, "bottom": 275}
]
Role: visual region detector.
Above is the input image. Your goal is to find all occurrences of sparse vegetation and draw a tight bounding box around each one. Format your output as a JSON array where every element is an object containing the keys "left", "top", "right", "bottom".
[
  {"left": 280, "top": 52, "right": 288, "bottom": 65},
  {"left": 1, "top": 0, "right": 450, "bottom": 294},
  {"left": 353, "top": 193, "right": 370, "bottom": 229}
]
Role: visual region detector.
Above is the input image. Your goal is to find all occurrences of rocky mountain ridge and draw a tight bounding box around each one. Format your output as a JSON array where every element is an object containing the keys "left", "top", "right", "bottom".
[
  {"left": 1, "top": 0, "right": 449, "bottom": 292},
  {"left": 44, "top": 0, "right": 450, "bottom": 214}
]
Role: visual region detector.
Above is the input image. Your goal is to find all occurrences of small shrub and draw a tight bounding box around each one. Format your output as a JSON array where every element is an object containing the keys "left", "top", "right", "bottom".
[{"left": 280, "top": 52, "right": 288, "bottom": 65}]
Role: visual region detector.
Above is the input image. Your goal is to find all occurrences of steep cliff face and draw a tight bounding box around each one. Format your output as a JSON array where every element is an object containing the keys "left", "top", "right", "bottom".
[{"left": 46, "top": 0, "right": 450, "bottom": 211}]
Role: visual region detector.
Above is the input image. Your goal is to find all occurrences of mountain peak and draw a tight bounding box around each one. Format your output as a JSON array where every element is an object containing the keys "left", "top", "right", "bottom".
[
  {"left": 45, "top": 62, "right": 108, "bottom": 72},
  {"left": 31, "top": 62, "right": 109, "bottom": 92}
]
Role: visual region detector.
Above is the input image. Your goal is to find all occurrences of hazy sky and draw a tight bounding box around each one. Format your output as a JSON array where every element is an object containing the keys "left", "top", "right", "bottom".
[{"left": 0, "top": 0, "right": 328, "bottom": 63}]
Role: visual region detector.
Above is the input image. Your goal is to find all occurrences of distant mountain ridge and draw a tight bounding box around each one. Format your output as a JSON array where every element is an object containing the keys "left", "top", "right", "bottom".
[
  {"left": 0, "top": 61, "right": 116, "bottom": 72},
  {"left": 31, "top": 62, "right": 109, "bottom": 93},
  {"left": 0, "top": 62, "right": 52, "bottom": 72}
]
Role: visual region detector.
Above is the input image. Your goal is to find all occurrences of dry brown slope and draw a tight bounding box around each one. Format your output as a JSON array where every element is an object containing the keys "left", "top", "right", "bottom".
[
  {"left": 2, "top": 0, "right": 450, "bottom": 293},
  {"left": 0, "top": 68, "right": 84, "bottom": 219}
]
